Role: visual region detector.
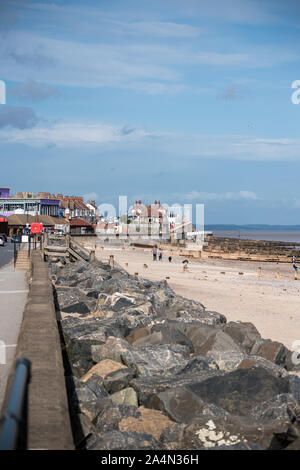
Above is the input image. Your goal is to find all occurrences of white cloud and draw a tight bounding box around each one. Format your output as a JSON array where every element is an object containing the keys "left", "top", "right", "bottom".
[
  {"left": 1, "top": 30, "right": 298, "bottom": 94},
  {"left": 107, "top": 20, "right": 203, "bottom": 38},
  {"left": 0, "top": 121, "right": 154, "bottom": 147},
  {"left": 1, "top": 119, "right": 300, "bottom": 164}
]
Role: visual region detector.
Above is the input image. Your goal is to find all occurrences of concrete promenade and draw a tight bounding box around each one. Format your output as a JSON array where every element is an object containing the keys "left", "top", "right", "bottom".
[
  {"left": 1, "top": 252, "right": 74, "bottom": 450},
  {"left": 0, "top": 261, "right": 28, "bottom": 407}
]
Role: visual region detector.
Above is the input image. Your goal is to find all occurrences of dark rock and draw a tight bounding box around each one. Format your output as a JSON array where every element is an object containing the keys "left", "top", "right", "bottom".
[
  {"left": 194, "top": 329, "right": 242, "bottom": 357},
  {"left": 288, "top": 374, "right": 300, "bottom": 406},
  {"left": 104, "top": 368, "right": 137, "bottom": 394},
  {"left": 113, "top": 301, "right": 157, "bottom": 336},
  {"left": 255, "top": 341, "right": 289, "bottom": 368},
  {"left": 131, "top": 323, "right": 194, "bottom": 353},
  {"left": 206, "top": 350, "right": 245, "bottom": 372},
  {"left": 87, "top": 430, "right": 160, "bottom": 450},
  {"left": 159, "top": 423, "right": 186, "bottom": 449},
  {"left": 149, "top": 387, "right": 206, "bottom": 423},
  {"left": 68, "top": 376, "right": 112, "bottom": 422},
  {"left": 61, "top": 317, "right": 112, "bottom": 376},
  {"left": 187, "top": 368, "right": 290, "bottom": 416},
  {"left": 237, "top": 355, "right": 289, "bottom": 378},
  {"left": 91, "top": 336, "right": 133, "bottom": 364},
  {"left": 222, "top": 321, "right": 261, "bottom": 354},
  {"left": 125, "top": 326, "right": 152, "bottom": 344},
  {"left": 249, "top": 393, "right": 300, "bottom": 425},
  {"left": 131, "top": 370, "right": 225, "bottom": 407},
  {"left": 168, "top": 356, "right": 219, "bottom": 376},
  {"left": 73, "top": 412, "right": 98, "bottom": 449},
  {"left": 176, "top": 413, "right": 299, "bottom": 450},
  {"left": 121, "top": 344, "right": 190, "bottom": 377},
  {"left": 79, "top": 399, "right": 112, "bottom": 423},
  {"left": 62, "top": 301, "right": 91, "bottom": 315},
  {"left": 55, "top": 287, "right": 97, "bottom": 313},
  {"left": 95, "top": 404, "right": 141, "bottom": 433}
]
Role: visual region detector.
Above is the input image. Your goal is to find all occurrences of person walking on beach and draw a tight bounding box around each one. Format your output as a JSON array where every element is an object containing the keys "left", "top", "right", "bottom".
[
  {"left": 152, "top": 245, "right": 157, "bottom": 261},
  {"left": 292, "top": 255, "right": 296, "bottom": 264},
  {"left": 158, "top": 248, "right": 163, "bottom": 261}
]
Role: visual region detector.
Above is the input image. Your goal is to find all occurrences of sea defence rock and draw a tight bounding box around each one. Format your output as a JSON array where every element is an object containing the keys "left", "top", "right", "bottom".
[{"left": 51, "top": 257, "right": 300, "bottom": 450}]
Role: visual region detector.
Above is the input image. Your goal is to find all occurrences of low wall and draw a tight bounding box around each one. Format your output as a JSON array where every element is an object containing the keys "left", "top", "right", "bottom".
[{"left": 1, "top": 252, "right": 74, "bottom": 450}]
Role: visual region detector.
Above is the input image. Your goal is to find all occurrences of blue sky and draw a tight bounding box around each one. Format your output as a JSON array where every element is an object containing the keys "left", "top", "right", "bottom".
[{"left": 0, "top": 0, "right": 300, "bottom": 223}]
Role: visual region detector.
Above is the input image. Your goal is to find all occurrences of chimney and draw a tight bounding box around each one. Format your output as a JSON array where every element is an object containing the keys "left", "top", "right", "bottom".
[{"left": 155, "top": 200, "right": 157, "bottom": 206}]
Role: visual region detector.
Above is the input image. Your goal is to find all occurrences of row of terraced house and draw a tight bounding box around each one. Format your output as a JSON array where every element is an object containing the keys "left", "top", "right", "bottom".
[{"left": 0, "top": 187, "right": 98, "bottom": 236}]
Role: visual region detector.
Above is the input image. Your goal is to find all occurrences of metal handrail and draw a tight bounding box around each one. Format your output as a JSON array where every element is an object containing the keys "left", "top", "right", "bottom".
[
  {"left": 0, "top": 357, "right": 31, "bottom": 450},
  {"left": 13, "top": 239, "right": 20, "bottom": 268}
]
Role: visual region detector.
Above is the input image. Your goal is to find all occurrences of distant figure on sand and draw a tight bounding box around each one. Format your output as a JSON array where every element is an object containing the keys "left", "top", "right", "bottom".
[
  {"left": 168, "top": 256, "right": 172, "bottom": 263},
  {"left": 152, "top": 246, "right": 157, "bottom": 261},
  {"left": 292, "top": 255, "right": 296, "bottom": 264},
  {"left": 158, "top": 249, "right": 162, "bottom": 261}
]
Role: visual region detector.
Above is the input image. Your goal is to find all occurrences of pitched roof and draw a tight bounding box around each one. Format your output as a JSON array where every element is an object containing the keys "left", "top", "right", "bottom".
[{"left": 7, "top": 214, "right": 69, "bottom": 226}]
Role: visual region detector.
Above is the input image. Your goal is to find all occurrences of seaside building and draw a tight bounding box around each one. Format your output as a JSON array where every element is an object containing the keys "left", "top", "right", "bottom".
[
  {"left": 69, "top": 218, "right": 94, "bottom": 235},
  {"left": 129, "top": 200, "right": 168, "bottom": 224},
  {"left": 58, "top": 195, "right": 96, "bottom": 222},
  {"left": 0, "top": 188, "right": 60, "bottom": 217},
  {"left": 7, "top": 214, "right": 69, "bottom": 236}
]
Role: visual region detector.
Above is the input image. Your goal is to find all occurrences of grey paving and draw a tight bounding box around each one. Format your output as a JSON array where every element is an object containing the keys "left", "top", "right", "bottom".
[
  {"left": 0, "top": 242, "right": 14, "bottom": 269},
  {"left": 0, "top": 262, "right": 28, "bottom": 407}
]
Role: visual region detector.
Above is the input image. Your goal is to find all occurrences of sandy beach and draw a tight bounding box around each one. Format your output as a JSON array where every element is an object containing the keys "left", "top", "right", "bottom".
[{"left": 95, "top": 245, "right": 300, "bottom": 351}]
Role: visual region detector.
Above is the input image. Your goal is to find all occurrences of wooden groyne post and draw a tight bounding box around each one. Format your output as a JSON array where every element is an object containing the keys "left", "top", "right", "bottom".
[{"left": 109, "top": 255, "right": 114, "bottom": 268}]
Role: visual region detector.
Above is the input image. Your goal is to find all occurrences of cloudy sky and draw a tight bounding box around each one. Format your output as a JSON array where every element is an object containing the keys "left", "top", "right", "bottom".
[{"left": 1, "top": 0, "right": 300, "bottom": 223}]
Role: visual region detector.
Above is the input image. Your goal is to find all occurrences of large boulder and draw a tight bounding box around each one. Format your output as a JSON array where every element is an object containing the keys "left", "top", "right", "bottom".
[
  {"left": 131, "top": 369, "right": 224, "bottom": 408},
  {"left": 95, "top": 404, "right": 141, "bottom": 433},
  {"left": 55, "top": 287, "right": 97, "bottom": 314},
  {"left": 91, "top": 336, "right": 133, "bottom": 364},
  {"left": 193, "top": 329, "right": 243, "bottom": 358},
  {"left": 80, "top": 359, "right": 127, "bottom": 382},
  {"left": 119, "top": 406, "right": 175, "bottom": 441},
  {"left": 130, "top": 323, "right": 194, "bottom": 353},
  {"left": 249, "top": 393, "right": 300, "bottom": 425},
  {"left": 68, "top": 376, "right": 112, "bottom": 422},
  {"left": 61, "top": 317, "right": 116, "bottom": 376},
  {"left": 206, "top": 350, "right": 245, "bottom": 372},
  {"left": 176, "top": 413, "right": 299, "bottom": 450},
  {"left": 254, "top": 341, "right": 290, "bottom": 368},
  {"left": 110, "top": 387, "right": 139, "bottom": 407},
  {"left": 187, "top": 368, "right": 291, "bottom": 417},
  {"left": 121, "top": 344, "right": 190, "bottom": 377},
  {"left": 149, "top": 387, "right": 206, "bottom": 424},
  {"left": 237, "top": 356, "right": 289, "bottom": 378},
  {"left": 222, "top": 321, "right": 262, "bottom": 354},
  {"left": 103, "top": 368, "right": 137, "bottom": 394}
]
